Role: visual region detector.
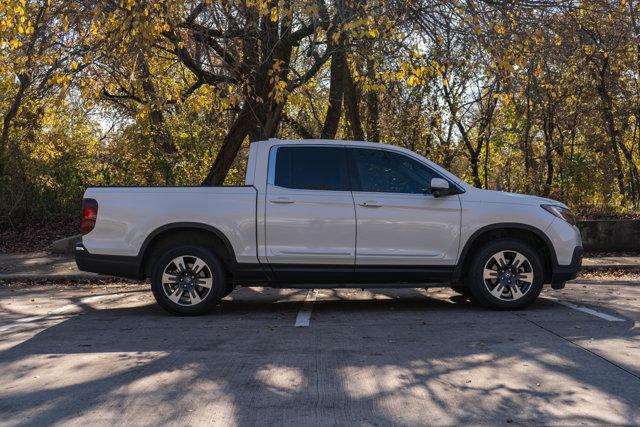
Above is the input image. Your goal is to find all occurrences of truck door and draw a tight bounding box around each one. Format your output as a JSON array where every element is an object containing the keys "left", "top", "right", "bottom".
[
  {"left": 265, "top": 145, "right": 356, "bottom": 281},
  {"left": 348, "top": 147, "right": 461, "bottom": 281}
]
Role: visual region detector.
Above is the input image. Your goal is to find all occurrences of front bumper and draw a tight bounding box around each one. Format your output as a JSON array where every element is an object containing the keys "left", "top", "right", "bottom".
[
  {"left": 75, "top": 243, "right": 144, "bottom": 280},
  {"left": 550, "top": 246, "right": 583, "bottom": 288}
]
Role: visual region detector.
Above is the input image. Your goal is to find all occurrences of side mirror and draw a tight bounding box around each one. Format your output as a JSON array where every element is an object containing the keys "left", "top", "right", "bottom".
[{"left": 430, "top": 177, "right": 450, "bottom": 198}]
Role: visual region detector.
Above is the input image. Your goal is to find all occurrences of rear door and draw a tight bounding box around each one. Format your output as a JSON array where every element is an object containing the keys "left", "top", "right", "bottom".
[
  {"left": 265, "top": 145, "right": 356, "bottom": 280},
  {"left": 348, "top": 147, "right": 461, "bottom": 277}
]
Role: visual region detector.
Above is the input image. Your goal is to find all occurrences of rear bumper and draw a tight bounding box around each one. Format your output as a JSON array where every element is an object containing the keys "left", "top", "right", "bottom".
[
  {"left": 75, "top": 244, "right": 143, "bottom": 280},
  {"left": 551, "top": 246, "right": 583, "bottom": 286}
]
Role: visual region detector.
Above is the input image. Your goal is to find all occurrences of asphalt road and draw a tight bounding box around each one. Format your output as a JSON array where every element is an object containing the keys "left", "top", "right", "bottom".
[{"left": 0, "top": 278, "right": 639, "bottom": 426}]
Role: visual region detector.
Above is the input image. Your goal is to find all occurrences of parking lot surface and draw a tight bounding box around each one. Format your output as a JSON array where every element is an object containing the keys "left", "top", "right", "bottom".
[{"left": 0, "top": 278, "right": 639, "bottom": 426}]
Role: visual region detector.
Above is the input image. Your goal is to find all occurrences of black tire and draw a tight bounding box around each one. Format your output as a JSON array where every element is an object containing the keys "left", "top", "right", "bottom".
[
  {"left": 467, "top": 238, "right": 544, "bottom": 310},
  {"left": 150, "top": 244, "right": 227, "bottom": 315}
]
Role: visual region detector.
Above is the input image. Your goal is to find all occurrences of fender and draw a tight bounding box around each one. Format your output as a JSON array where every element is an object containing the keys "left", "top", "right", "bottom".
[
  {"left": 138, "top": 222, "right": 238, "bottom": 267},
  {"left": 452, "top": 222, "right": 558, "bottom": 282}
]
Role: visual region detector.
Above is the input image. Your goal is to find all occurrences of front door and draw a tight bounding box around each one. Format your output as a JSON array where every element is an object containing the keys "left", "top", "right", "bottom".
[
  {"left": 265, "top": 145, "right": 356, "bottom": 281},
  {"left": 348, "top": 147, "right": 461, "bottom": 279}
]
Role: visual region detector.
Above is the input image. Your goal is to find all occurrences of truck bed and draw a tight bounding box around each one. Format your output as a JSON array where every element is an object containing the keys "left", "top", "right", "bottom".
[{"left": 81, "top": 186, "right": 258, "bottom": 264}]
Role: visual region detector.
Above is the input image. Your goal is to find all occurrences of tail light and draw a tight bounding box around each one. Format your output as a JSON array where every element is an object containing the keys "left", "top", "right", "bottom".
[{"left": 80, "top": 198, "right": 98, "bottom": 235}]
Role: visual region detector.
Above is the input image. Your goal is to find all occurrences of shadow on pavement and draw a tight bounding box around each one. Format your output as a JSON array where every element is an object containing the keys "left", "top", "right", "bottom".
[{"left": 0, "top": 287, "right": 639, "bottom": 425}]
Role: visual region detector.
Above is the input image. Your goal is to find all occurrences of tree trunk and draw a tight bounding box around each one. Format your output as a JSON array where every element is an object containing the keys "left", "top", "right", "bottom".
[
  {"left": 424, "top": 98, "right": 438, "bottom": 158},
  {"left": 321, "top": 50, "right": 346, "bottom": 139},
  {"left": 595, "top": 61, "right": 626, "bottom": 199},
  {"left": 0, "top": 74, "right": 29, "bottom": 178},
  {"left": 470, "top": 154, "right": 482, "bottom": 188},
  {"left": 343, "top": 60, "right": 364, "bottom": 141},
  {"left": 542, "top": 113, "right": 554, "bottom": 197},
  {"left": 521, "top": 96, "right": 534, "bottom": 191},
  {"left": 201, "top": 105, "right": 253, "bottom": 186},
  {"left": 365, "top": 59, "right": 380, "bottom": 142}
]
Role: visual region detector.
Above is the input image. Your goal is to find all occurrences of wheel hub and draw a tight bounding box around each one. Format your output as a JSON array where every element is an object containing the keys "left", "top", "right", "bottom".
[
  {"left": 498, "top": 268, "right": 517, "bottom": 285},
  {"left": 179, "top": 272, "right": 196, "bottom": 289},
  {"left": 161, "top": 255, "right": 214, "bottom": 306}
]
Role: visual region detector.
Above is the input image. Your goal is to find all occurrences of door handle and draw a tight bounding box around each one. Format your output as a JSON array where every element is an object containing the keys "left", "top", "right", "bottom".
[
  {"left": 359, "top": 200, "right": 383, "bottom": 208},
  {"left": 269, "top": 197, "right": 295, "bottom": 204}
]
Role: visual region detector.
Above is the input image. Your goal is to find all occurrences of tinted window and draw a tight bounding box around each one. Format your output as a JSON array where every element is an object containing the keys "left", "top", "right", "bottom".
[
  {"left": 350, "top": 148, "right": 441, "bottom": 194},
  {"left": 274, "top": 146, "right": 349, "bottom": 191}
]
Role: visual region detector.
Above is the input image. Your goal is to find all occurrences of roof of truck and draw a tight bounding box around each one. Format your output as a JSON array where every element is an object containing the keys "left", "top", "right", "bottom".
[
  {"left": 256, "top": 138, "right": 466, "bottom": 188},
  {"left": 265, "top": 138, "right": 399, "bottom": 150}
]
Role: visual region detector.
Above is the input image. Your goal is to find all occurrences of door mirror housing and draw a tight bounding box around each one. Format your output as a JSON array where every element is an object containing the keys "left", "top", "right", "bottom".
[{"left": 430, "top": 178, "right": 450, "bottom": 198}]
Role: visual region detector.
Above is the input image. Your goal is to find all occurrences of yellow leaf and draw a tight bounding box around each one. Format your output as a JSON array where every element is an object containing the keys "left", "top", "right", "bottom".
[
  {"left": 270, "top": 7, "right": 278, "bottom": 22},
  {"left": 534, "top": 63, "right": 542, "bottom": 77},
  {"left": 72, "top": 61, "right": 78, "bottom": 70}
]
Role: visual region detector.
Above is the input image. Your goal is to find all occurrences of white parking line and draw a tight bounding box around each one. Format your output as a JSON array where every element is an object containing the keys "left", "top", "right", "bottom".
[
  {"left": 295, "top": 289, "right": 318, "bottom": 327},
  {"left": 546, "top": 297, "right": 626, "bottom": 322},
  {"left": 0, "top": 294, "right": 119, "bottom": 332}
]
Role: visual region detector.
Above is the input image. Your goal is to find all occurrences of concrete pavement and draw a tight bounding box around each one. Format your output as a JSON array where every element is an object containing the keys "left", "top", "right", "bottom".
[
  {"left": 0, "top": 253, "right": 112, "bottom": 280},
  {"left": 0, "top": 280, "right": 638, "bottom": 425}
]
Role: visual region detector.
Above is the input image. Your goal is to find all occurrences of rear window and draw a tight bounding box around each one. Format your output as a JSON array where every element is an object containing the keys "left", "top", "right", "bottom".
[{"left": 274, "top": 146, "right": 349, "bottom": 191}]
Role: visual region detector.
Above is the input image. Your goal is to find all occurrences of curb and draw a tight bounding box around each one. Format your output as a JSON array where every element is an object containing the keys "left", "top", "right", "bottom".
[
  {"left": 580, "top": 264, "right": 640, "bottom": 272},
  {"left": 0, "top": 274, "right": 121, "bottom": 281},
  {"left": 49, "top": 235, "right": 82, "bottom": 254}
]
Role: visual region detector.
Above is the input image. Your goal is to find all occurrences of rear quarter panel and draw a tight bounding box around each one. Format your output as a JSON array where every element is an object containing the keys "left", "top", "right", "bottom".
[{"left": 82, "top": 186, "right": 258, "bottom": 263}]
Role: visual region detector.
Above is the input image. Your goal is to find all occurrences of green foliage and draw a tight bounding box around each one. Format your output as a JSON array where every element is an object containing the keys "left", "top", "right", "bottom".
[{"left": 3, "top": 0, "right": 640, "bottom": 222}]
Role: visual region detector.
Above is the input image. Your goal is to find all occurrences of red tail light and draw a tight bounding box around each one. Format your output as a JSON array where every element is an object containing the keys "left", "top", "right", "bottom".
[{"left": 80, "top": 198, "right": 98, "bottom": 235}]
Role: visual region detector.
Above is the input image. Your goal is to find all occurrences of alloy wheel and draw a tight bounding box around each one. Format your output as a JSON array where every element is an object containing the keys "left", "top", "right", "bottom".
[
  {"left": 161, "top": 255, "right": 214, "bottom": 306},
  {"left": 482, "top": 250, "right": 534, "bottom": 301}
]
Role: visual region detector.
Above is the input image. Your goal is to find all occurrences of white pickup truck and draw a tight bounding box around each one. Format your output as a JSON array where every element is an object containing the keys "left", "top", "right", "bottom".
[{"left": 76, "top": 139, "right": 582, "bottom": 315}]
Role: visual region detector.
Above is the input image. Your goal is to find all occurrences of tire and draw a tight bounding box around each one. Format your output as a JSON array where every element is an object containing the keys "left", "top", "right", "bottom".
[
  {"left": 150, "top": 244, "right": 228, "bottom": 315},
  {"left": 467, "top": 238, "right": 544, "bottom": 310}
]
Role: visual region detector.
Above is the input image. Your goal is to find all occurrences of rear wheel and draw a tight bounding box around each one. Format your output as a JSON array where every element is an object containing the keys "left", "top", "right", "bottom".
[
  {"left": 150, "top": 245, "right": 227, "bottom": 315},
  {"left": 467, "top": 239, "right": 543, "bottom": 310}
]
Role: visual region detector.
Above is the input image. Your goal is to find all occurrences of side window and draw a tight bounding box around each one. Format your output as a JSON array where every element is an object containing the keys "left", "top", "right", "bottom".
[
  {"left": 350, "top": 148, "right": 441, "bottom": 194},
  {"left": 274, "top": 146, "right": 349, "bottom": 191}
]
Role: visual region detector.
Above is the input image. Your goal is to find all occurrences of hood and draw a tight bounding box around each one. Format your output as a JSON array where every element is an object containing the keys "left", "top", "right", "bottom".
[{"left": 462, "top": 187, "right": 567, "bottom": 208}]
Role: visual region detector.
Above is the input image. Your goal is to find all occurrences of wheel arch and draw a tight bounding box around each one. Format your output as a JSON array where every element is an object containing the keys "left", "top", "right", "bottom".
[
  {"left": 139, "top": 222, "right": 237, "bottom": 277},
  {"left": 453, "top": 223, "right": 557, "bottom": 284}
]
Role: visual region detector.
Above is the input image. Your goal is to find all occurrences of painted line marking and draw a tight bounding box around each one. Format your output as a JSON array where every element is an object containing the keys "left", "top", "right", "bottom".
[
  {"left": 0, "top": 294, "right": 122, "bottom": 332},
  {"left": 295, "top": 289, "right": 318, "bottom": 327},
  {"left": 546, "top": 297, "right": 626, "bottom": 322}
]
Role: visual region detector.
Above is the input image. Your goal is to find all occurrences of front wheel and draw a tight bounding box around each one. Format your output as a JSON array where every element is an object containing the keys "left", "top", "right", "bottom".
[
  {"left": 150, "top": 245, "right": 227, "bottom": 315},
  {"left": 467, "top": 239, "right": 544, "bottom": 310}
]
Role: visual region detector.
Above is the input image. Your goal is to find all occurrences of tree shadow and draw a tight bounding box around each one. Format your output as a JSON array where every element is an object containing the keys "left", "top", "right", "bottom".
[{"left": 0, "top": 287, "right": 639, "bottom": 425}]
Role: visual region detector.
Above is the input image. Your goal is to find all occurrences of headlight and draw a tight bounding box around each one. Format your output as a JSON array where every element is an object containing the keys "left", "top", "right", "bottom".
[{"left": 541, "top": 204, "right": 577, "bottom": 226}]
